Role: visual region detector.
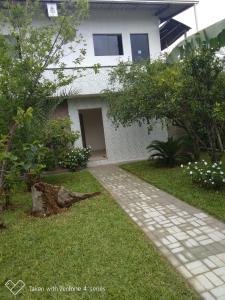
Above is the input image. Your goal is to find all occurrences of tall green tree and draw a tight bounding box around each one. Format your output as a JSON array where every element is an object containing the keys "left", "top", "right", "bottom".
[
  {"left": 0, "top": 0, "right": 88, "bottom": 210},
  {"left": 106, "top": 47, "right": 225, "bottom": 162}
]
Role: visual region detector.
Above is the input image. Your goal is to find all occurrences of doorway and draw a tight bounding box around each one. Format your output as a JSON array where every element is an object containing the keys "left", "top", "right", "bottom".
[{"left": 78, "top": 108, "right": 107, "bottom": 160}]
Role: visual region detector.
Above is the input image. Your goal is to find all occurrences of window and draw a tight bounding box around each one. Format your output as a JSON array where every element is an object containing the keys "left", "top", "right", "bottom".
[
  {"left": 93, "top": 34, "right": 123, "bottom": 56},
  {"left": 130, "top": 34, "right": 150, "bottom": 62}
]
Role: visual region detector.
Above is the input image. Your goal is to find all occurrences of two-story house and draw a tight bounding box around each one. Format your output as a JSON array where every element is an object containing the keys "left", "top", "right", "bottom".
[{"left": 49, "top": 0, "right": 198, "bottom": 165}]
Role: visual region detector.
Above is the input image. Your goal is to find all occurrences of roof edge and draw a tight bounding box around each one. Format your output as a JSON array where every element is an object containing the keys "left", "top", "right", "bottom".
[{"left": 89, "top": 0, "right": 199, "bottom": 4}]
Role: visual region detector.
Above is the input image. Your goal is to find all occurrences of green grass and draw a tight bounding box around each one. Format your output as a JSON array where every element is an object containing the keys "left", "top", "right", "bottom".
[
  {"left": 121, "top": 159, "right": 225, "bottom": 223},
  {"left": 0, "top": 171, "right": 198, "bottom": 300}
]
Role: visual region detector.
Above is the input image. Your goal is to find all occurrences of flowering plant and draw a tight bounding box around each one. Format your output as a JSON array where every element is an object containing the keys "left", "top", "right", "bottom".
[
  {"left": 59, "top": 147, "right": 92, "bottom": 171},
  {"left": 181, "top": 160, "right": 225, "bottom": 190}
]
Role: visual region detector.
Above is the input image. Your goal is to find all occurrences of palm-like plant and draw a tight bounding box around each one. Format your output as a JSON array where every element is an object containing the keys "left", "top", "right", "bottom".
[{"left": 147, "top": 137, "right": 192, "bottom": 167}]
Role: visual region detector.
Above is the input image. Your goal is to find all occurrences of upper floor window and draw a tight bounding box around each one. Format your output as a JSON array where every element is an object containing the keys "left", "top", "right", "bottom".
[
  {"left": 130, "top": 34, "right": 150, "bottom": 62},
  {"left": 93, "top": 34, "right": 123, "bottom": 56}
]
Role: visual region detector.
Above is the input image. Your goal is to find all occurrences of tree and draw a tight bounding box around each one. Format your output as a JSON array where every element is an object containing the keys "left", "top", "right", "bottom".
[
  {"left": 180, "top": 47, "right": 225, "bottom": 161},
  {"left": 0, "top": 0, "right": 88, "bottom": 210},
  {"left": 106, "top": 47, "right": 225, "bottom": 162}
]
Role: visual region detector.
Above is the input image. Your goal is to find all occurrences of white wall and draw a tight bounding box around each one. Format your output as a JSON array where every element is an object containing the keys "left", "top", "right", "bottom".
[
  {"left": 68, "top": 98, "right": 168, "bottom": 165},
  {"left": 45, "top": 8, "right": 161, "bottom": 95},
  {"left": 71, "top": 8, "right": 160, "bottom": 67}
]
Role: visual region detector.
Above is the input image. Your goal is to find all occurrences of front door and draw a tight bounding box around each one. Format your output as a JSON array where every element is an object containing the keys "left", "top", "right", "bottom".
[{"left": 130, "top": 34, "right": 150, "bottom": 62}]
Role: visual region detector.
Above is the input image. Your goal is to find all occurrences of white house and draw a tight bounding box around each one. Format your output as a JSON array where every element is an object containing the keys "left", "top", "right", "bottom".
[{"left": 49, "top": 0, "right": 198, "bottom": 166}]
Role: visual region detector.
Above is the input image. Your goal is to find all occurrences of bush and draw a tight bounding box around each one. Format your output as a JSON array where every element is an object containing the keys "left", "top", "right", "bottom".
[
  {"left": 182, "top": 160, "right": 225, "bottom": 190},
  {"left": 40, "top": 118, "right": 80, "bottom": 169},
  {"left": 147, "top": 137, "right": 192, "bottom": 167},
  {"left": 59, "top": 147, "right": 92, "bottom": 171}
]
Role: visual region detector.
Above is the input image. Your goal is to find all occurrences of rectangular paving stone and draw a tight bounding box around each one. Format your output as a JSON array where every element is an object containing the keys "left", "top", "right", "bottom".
[
  {"left": 196, "top": 274, "right": 214, "bottom": 289},
  {"left": 204, "top": 258, "right": 217, "bottom": 268},
  {"left": 189, "top": 277, "right": 206, "bottom": 293},
  {"left": 186, "top": 261, "right": 203, "bottom": 270},
  {"left": 211, "top": 285, "right": 225, "bottom": 298},
  {"left": 191, "top": 265, "right": 209, "bottom": 275},
  {"left": 214, "top": 267, "right": 225, "bottom": 276},
  {"left": 177, "top": 253, "right": 188, "bottom": 263},
  {"left": 168, "top": 242, "right": 181, "bottom": 249},
  {"left": 177, "top": 265, "right": 192, "bottom": 279},
  {"left": 205, "top": 272, "right": 223, "bottom": 286},
  {"left": 201, "top": 292, "right": 216, "bottom": 300},
  {"left": 218, "top": 254, "right": 225, "bottom": 263},
  {"left": 209, "top": 256, "right": 225, "bottom": 268},
  {"left": 171, "top": 246, "right": 184, "bottom": 253}
]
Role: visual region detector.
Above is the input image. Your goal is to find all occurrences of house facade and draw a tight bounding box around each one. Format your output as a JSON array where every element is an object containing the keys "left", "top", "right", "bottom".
[{"left": 49, "top": 0, "right": 198, "bottom": 166}]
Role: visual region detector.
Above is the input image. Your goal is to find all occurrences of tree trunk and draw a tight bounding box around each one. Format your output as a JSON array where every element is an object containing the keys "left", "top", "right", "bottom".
[
  {"left": 0, "top": 207, "right": 6, "bottom": 230},
  {"left": 0, "top": 219, "right": 6, "bottom": 230},
  {"left": 174, "top": 120, "right": 202, "bottom": 160},
  {"left": 0, "top": 123, "right": 18, "bottom": 210},
  {"left": 215, "top": 125, "right": 224, "bottom": 153},
  {"left": 208, "top": 125, "right": 219, "bottom": 162},
  {"left": 25, "top": 173, "right": 41, "bottom": 192},
  {"left": 31, "top": 182, "right": 100, "bottom": 217},
  {"left": 0, "top": 193, "right": 4, "bottom": 212}
]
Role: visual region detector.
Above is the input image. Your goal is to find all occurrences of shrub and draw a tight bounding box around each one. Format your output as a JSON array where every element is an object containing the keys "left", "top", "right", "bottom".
[
  {"left": 147, "top": 137, "right": 192, "bottom": 167},
  {"left": 40, "top": 118, "right": 80, "bottom": 169},
  {"left": 59, "top": 147, "right": 92, "bottom": 171},
  {"left": 181, "top": 160, "right": 225, "bottom": 190}
]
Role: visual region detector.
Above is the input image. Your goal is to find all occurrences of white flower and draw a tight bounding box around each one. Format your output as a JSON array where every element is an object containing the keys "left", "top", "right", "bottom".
[
  {"left": 207, "top": 170, "right": 211, "bottom": 173},
  {"left": 190, "top": 171, "right": 193, "bottom": 175},
  {"left": 180, "top": 164, "right": 184, "bottom": 168},
  {"left": 195, "top": 162, "right": 197, "bottom": 164},
  {"left": 220, "top": 171, "right": 224, "bottom": 175},
  {"left": 223, "top": 179, "right": 225, "bottom": 183}
]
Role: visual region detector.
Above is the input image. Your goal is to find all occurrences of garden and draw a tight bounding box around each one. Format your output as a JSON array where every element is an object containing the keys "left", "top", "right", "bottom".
[
  {"left": 0, "top": 0, "right": 224, "bottom": 299},
  {"left": 106, "top": 38, "right": 225, "bottom": 220},
  {"left": 121, "top": 154, "right": 225, "bottom": 222}
]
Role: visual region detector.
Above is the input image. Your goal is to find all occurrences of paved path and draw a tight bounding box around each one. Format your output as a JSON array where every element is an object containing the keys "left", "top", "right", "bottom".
[{"left": 90, "top": 165, "right": 225, "bottom": 300}]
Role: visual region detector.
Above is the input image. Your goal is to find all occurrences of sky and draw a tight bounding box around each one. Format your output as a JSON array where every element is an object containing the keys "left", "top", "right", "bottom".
[
  {"left": 175, "top": 0, "right": 225, "bottom": 36},
  {"left": 167, "top": 0, "right": 225, "bottom": 50}
]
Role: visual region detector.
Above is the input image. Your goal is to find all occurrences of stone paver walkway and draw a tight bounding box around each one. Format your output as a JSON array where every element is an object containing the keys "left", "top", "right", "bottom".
[{"left": 90, "top": 165, "right": 225, "bottom": 300}]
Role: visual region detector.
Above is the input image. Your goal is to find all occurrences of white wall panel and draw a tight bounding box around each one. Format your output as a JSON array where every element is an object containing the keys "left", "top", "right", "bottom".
[
  {"left": 44, "top": 9, "right": 161, "bottom": 96},
  {"left": 68, "top": 98, "right": 168, "bottom": 165}
]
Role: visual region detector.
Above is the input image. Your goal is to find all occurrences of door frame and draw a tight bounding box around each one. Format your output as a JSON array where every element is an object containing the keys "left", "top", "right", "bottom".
[{"left": 78, "top": 108, "right": 107, "bottom": 158}]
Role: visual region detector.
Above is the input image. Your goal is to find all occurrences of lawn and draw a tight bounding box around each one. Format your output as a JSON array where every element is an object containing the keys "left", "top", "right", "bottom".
[
  {"left": 0, "top": 171, "right": 198, "bottom": 300},
  {"left": 121, "top": 159, "right": 225, "bottom": 223}
]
